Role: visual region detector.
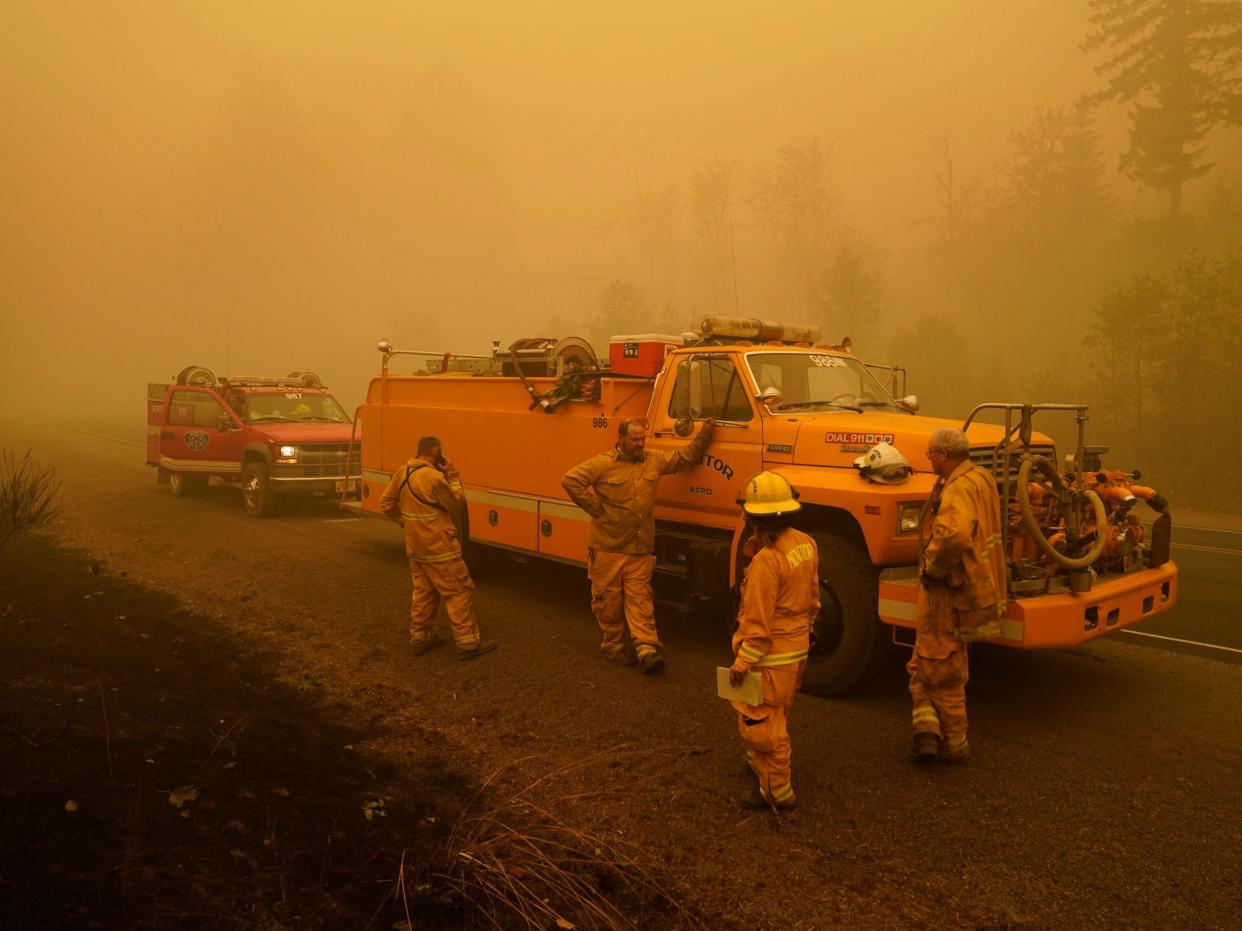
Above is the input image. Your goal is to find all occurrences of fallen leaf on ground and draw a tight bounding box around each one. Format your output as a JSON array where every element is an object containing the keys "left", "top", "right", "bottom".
[
  {"left": 272, "top": 787, "right": 290, "bottom": 798},
  {"left": 168, "top": 786, "right": 198, "bottom": 808},
  {"left": 64, "top": 800, "right": 78, "bottom": 812}
]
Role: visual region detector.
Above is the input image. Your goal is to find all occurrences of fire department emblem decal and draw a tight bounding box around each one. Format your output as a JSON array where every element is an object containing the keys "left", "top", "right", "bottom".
[{"left": 183, "top": 431, "right": 211, "bottom": 452}]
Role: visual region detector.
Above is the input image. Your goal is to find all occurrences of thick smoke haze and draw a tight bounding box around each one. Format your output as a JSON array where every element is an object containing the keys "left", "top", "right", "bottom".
[{"left": 3, "top": 1, "right": 1240, "bottom": 503}]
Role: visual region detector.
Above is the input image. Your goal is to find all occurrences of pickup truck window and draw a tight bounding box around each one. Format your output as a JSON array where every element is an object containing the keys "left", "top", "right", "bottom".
[
  {"left": 168, "top": 390, "right": 228, "bottom": 428},
  {"left": 667, "top": 357, "right": 754, "bottom": 422},
  {"left": 244, "top": 393, "right": 350, "bottom": 424},
  {"left": 746, "top": 352, "right": 903, "bottom": 412}
]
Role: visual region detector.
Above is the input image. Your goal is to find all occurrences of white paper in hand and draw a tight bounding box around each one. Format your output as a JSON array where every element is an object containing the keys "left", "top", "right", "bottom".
[{"left": 716, "top": 667, "right": 763, "bottom": 705}]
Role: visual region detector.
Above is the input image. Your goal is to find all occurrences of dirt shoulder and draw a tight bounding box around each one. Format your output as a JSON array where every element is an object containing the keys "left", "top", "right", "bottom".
[
  {"left": 0, "top": 535, "right": 689, "bottom": 930},
  {"left": 0, "top": 534, "right": 486, "bottom": 929},
  {"left": 4, "top": 422, "right": 1242, "bottom": 929}
]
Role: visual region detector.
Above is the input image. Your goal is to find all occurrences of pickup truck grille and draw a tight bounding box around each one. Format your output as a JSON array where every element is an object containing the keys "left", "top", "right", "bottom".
[
  {"left": 290, "top": 443, "right": 360, "bottom": 478},
  {"left": 969, "top": 445, "right": 1056, "bottom": 483}
]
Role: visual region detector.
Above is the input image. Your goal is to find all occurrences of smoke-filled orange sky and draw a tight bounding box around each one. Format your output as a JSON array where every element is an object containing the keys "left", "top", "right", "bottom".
[{"left": 2, "top": 1, "right": 1237, "bottom": 422}]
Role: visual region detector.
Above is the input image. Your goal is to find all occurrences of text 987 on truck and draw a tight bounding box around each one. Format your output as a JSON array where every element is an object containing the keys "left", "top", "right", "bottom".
[
  {"left": 147, "top": 365, "right": 361, "bottom": 516},
  {"left": 348, "top": 317, "right": 1177, "bottom": 695}
]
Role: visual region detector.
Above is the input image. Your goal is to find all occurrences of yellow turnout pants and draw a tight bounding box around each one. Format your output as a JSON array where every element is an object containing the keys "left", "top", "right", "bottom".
[
  {"left": 907, "top": 646, "right": 970, "bottom": 759},
  {"left": 587, "top": 549, "right": 660, "bottom": 661},
  {"left": 732, "top": 662, "right": 803, "bottom": 805},
  {"left": 409, "top": 556, "right": 482, "bottom": 650}
]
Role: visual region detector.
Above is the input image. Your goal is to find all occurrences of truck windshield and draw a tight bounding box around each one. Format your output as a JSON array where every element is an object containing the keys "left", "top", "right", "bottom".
[
  {"left": 244, "top": 393, "right": 350, "bottom": 424},
  {"left": 745, "top": 352, "right": 903, "bottom": 413}
]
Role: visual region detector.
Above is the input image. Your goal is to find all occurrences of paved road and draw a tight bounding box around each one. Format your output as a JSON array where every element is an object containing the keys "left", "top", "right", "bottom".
[
  {"left": 7, "top": 419, "right": 1242, "bottom": 928},
  {"left": 1124, "top": 522, "right": 1242, "bottom": 660}
]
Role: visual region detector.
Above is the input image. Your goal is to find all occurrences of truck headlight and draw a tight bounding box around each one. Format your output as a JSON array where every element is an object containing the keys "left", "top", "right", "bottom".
[
  {"left": 897, "top": 502, "right": 923, "bottom": 534},
  {"left": 279, "top": 445, "right": 298, "bottom": 458}
]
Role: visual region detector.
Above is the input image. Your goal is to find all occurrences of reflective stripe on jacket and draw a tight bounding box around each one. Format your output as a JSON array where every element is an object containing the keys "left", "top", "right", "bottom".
[
  {"left": 379, "top": 459, "right": 465, "bottom": 563},
  {"left": 731, "top": 528, "right": 820, "bottom": 672},
  {"left": 560, "top": 428, "right": 712, "bottom": 554}
]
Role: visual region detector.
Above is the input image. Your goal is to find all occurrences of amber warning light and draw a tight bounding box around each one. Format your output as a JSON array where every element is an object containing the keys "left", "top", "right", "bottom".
[{"left": 698, "top": 315, "right": 822, "bottom": 344}]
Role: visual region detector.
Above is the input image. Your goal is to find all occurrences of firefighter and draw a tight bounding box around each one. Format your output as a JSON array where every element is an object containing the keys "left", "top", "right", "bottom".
[
  {"left": 561, "top": 417, "right": 714, "bottom": 673},
  {"left": 379, "top": 435, "right": 496, "bottom": 661},
  {"left": 728, "top": 471, "right": 818, "bottom": 811},
  {"left": 909, "top": 426, "right": 1004, "bottom": 764}
]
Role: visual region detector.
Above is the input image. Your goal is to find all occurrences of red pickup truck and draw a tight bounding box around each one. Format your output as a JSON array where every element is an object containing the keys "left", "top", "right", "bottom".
[{"left": 146, "top": 365, "right": 360, "bottom": 516}]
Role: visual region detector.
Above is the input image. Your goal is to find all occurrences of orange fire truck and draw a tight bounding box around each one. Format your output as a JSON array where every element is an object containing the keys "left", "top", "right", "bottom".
[{"left": 348, "top": 318, "right": 1177, "bottom": 694}]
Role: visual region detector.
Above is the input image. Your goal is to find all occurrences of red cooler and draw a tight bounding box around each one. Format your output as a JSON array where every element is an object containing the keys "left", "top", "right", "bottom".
[{"left": 608, "top": 334, "right": 682, "bottom": 376}]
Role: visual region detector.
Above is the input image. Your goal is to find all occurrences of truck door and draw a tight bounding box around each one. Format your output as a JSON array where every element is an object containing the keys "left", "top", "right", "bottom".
[
  {"left": 158, "top": 388, "right": 245, "bottom": 478},
  {"left": 647, "top": 353, "right": 762, "bottom": 524}
]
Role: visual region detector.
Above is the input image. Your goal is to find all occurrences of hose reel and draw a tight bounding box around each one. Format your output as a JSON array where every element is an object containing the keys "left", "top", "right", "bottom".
[{"left": 1015, "top": 454, "right": 1108, "bottom": 570}]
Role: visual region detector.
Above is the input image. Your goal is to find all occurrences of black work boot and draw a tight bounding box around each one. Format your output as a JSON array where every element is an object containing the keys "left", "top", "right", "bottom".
[
  {"left": 410, "top": 635, "right": 445, "bottom": 657},
  {"left": 638, "top": 651, "right": 666, "bottom": 675},
  {"left": 739, "top": 788, "right": 796, "bottom": 811},
  {"left": 457, "top": 640, "right": 498, "bottom": 661},
  {"left": 910, "top": 732, "right": 940, "bottom": 765}
]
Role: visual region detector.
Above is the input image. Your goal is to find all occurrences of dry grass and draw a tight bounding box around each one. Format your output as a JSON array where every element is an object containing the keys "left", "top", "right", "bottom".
[{"left": 425, "top": 748, "right": 695, "bottom": 931}]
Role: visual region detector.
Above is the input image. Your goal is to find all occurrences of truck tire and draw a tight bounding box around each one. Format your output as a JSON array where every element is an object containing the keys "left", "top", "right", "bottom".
[
  {"left": 800, "top": 533, "right": 891, "bottom": 696},
  {"left": 241, "top": 461, "right": 277, "bottom": 517},
  {"left": 168, "top": 472, "right": 207, "bottom": 497}
]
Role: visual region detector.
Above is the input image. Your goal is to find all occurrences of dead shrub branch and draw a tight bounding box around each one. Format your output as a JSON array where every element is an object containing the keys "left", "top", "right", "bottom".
[
  {"left": 426, "top": 747, "right": 696, "bottom": 930},
  {"left": 0, "top": 448, "right": 62, "bottom": 555}
]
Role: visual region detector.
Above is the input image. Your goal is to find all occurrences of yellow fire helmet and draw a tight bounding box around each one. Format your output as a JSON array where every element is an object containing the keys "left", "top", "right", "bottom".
[{"left": 736, "top": 470, "right": 802, "bottom": 516}]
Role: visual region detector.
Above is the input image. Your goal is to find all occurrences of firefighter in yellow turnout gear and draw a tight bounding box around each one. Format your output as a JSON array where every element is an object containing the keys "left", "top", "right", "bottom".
[
  {"left": 909, "top": 427, "right": 1004, "bottom": 764},
  {"left": 728, "top": 471, "right": 819, "bottom": 811},
  {"left": 380, "top": 436, "right": 497, "bottom": 661},
  {"left": 562, "top": 417, "right": 714, "bottom": 673}
]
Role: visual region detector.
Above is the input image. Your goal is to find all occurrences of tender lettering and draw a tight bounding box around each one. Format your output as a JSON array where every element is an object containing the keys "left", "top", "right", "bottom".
[{"left": 701, "top": 454, "right": 734, "bottom": 481}]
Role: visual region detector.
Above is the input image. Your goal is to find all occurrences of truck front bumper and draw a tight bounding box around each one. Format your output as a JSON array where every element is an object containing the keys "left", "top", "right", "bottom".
[
  {"left": 270, "top": 473, "right": 361, "bottom": 495},
  {"left": 878, "top": 561, "right": 1178, "bottom": 649}
]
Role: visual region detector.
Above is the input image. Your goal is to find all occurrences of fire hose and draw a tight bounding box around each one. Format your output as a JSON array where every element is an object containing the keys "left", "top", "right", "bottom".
[{"left": 1016, "top": 454, "right": 1108, "bottom": 570}]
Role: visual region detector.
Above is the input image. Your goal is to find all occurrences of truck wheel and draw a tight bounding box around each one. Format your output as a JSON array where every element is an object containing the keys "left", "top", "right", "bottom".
[
  {"left": 241, "top": 461, "right": 277, "bottom": 517},
  {"left": 168, "top": 472, "right": 207, "bottom": 497},
  {"left": 800, "top": 533, "right": 891, "bottom": 696}
]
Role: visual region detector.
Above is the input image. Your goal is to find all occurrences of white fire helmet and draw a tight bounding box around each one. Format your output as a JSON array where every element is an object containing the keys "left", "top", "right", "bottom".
[{"left": 853, "top": 441, "right": 912, "bottom": 484}]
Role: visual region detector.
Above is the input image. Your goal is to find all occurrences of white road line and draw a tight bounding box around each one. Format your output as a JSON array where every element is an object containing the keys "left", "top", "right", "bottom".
[
  {"left": 1179, "top": 525, "right": 1242, "bottom": 535},
  {"left": 1171, "top": 542, "right": 1242, "bottom": 556},
  {"left": 1121, "top": 629, "right": 1242, "bottom": 655},
  {"left": 58, "top": 425, "right": 145, "bottom": 449}
]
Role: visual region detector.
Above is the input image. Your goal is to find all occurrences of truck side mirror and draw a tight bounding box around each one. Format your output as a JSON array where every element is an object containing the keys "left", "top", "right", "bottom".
[
  {"left": 674, "top": 416, "right": 693, "bottom": 437},
  {"left": 217, "top": 414, "right": 236, "bottom": 432},
  {"left": 900, "top": 394, "right": 919, "bottom": 412}
]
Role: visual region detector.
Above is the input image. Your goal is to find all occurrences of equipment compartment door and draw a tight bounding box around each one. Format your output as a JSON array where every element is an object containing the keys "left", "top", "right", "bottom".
[
  {"left": 464, "top": 489, "right": 539, "bottom": 553},
  {"left": 146, "top": 384, "right": 169, "bottom": 466},
  {"left": 537, "top": 499, "right": 590, "bottom": 564}
]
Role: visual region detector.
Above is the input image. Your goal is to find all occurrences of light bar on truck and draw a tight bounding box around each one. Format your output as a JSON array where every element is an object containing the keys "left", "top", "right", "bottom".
[{"left": 699, "top": 315, "right": 822, "bottom": 344}]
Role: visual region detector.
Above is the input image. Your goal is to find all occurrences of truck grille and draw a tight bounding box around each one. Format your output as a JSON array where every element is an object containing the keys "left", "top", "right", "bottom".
[
  {"left": 293, "top": 443, "right": 359, "bottom": 478},
  {"left": 969, "top": 445, "right": 1056, "bottom": 483}
]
